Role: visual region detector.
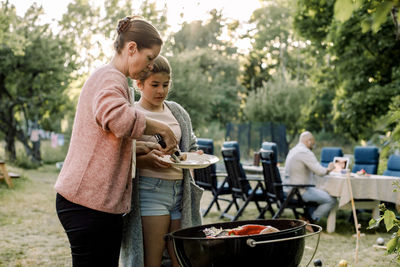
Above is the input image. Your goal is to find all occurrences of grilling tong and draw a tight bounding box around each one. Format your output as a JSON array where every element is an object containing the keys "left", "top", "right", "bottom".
[{"left": 154, "top": 134, "right": 181, "bottom": 163}]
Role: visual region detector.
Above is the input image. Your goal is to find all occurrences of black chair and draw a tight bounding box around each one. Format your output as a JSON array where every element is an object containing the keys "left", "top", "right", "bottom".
[
  {"left": 258, "top": 149, "right": 317, "bottom": 221},
  {"left": 261, "top": 141, "right": 279, "bottom": 163},
  {"left": 220, "top": 147, "right": 266, "bottom": 221},
  {"left": 193, "top": 138, "right": 230, "bottom": 217}
]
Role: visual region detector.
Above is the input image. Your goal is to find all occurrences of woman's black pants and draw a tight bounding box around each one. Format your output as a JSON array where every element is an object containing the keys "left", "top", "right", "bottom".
[{"left": 56, "top": 193, "right": 123, "bottom": 267}]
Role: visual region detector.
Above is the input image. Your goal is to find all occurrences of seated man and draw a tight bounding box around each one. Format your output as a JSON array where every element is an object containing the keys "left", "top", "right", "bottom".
[{"left": 285, "top": 131, "right": 336, "bottom": 222}]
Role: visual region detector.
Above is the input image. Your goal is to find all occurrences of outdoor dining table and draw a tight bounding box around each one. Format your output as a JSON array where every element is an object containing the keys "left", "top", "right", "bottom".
[
  {"left": 242, "top": 165, "right": 400, "bottom": 233},
  {"left": 316, "top": 172, "right": 400, "bottom": 233}
]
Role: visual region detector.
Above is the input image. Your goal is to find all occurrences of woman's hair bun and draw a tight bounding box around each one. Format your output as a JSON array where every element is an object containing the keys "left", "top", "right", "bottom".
[
  {"left": 116, "top": 15, "right": 145, "bottom": 34},
  {"left": 114, "top": 15, "right": 162, "bottom": 53},
  {"left": 116, "top": 16, "right": 131, "bottom": 34}
]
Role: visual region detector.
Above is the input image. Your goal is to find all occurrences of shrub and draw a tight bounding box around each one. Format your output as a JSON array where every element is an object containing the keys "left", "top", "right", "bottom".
[
  {"left": 368, "top": 181, "right": 400, "bottom": 263},
  {"left": 41, "top": 140, "right": 68, "bottom": 165}
]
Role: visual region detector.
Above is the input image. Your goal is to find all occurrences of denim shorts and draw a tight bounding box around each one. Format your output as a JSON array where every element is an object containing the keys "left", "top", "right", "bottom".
[{"left": 139, "top": 176, "right": 183, "bottom": 220}]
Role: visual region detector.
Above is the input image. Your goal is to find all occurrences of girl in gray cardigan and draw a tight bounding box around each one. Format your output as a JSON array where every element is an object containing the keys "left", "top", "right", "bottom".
[{"left": 120, "top": 56, "right": 203, "bottom": 267}]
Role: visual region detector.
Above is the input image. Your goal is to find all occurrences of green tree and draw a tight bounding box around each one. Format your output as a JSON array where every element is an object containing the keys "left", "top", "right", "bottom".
[
  {"left": 0, "top": 2, "right": 76, "bottom": 163},
  {"left": 165, "top": 10, "right": 242, "bottom": 132},
  {"left": 331, "top": 6, "right": 400, "bottom": 139},
  {"left": 242, "top": 0, "right": 311, "bottom": 93},
  {"left": 301, "top": 68, "right": 335, "bottom": 133},
  {"left": 168, "top": 49, "right": 243, "bottom": 130},
  {"left": 334, "top": 0, "right": 400, "bottom": 38},
  {"left": 294, "top": 0, "right": 400, "bottom": 140},
  {"left": 168, "top": 9, "right": 236, "bottom": 55},
  {"left": 243, "top": 70, "right": 310, "bottom": 145},
  {"left": 293, "top": 0, "right": 337, "bottom": 133}
]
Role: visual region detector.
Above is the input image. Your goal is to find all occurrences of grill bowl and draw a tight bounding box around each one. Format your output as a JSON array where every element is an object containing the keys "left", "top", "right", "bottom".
[{"left": 167, "top": 219, "right": 312, "bottom": 267}]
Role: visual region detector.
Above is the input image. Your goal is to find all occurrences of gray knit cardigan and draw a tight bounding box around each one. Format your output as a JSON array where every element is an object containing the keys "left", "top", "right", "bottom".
[{"left": 119, "top": 100, "right": 204, "bottom": 266}]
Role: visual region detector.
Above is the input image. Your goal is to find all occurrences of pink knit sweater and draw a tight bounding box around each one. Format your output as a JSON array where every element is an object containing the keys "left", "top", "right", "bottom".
[{"left": 55, "top": 64, "right": 146, "bottom": 214}]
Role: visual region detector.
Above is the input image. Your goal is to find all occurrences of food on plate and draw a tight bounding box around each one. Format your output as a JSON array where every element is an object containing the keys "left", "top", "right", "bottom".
[
  {"left": 170, "top": 153, "right": 187, "bottom": 163},
  {"left": 203, "top": 224, "right": 280, "bottom": 238},
  {"left": 159, "top": 152, "right": 219, "bottom": 169}
]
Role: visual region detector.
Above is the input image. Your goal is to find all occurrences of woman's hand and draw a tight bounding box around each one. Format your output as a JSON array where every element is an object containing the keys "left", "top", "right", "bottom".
[
  {"left": 136, "top": 149, "right": 171, "bottom": 169},
  {"left": 144, "top": 118, "right": 178, "bottom": 154}
]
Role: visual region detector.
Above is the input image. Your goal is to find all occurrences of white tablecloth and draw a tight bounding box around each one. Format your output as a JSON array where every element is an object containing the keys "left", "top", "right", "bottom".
[
  {"left": 316, "top": 173, "right": 400, "bottom": 207},
  {"left": 243, "top": 165, "right": 400, "bottom": 207},
  {"left": 243, "top": 164, "right": 400, "bottom": 232}
]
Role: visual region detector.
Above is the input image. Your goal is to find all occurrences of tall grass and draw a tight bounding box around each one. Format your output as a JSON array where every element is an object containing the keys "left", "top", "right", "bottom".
[{"left": 0, "top": 164, "right": 70, "bottom": 266}]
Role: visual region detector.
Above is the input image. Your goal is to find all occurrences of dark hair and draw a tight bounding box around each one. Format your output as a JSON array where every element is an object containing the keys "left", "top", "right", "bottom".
[
  {"left": 139, "top": 55, "right": 171, "bottom": 83},
  {"left": 114, "top": 16, "right": 163, "bottom": 53}
]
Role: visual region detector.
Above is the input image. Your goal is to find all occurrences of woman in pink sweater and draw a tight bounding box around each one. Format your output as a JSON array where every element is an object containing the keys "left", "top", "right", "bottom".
[{"left": 54, "top": 16, "right": 177, "bottom": 267}]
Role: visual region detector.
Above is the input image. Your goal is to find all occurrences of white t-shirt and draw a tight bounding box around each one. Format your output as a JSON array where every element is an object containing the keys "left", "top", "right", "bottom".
[{"left": 134, "top": 102, "right": 183, "bottom": 180}]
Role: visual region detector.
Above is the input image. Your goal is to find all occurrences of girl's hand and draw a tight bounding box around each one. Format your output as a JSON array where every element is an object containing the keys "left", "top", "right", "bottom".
[
  {"left": 136, "top": 141, "right": 162, "bottom": 156},
  {"left": 137, "top": 149, "right": 171, "bottom": 169},
  {"left": 196, "top": 149, "right": 204, "bottom": 155}
]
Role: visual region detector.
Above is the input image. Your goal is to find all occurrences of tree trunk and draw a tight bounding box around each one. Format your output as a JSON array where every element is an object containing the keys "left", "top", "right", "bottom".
[
  {"left": 4, "top": 129, "right": 16, "bottom": 161},
  {"left": 0, "top": 100, "right": 17, "bottom": 161},
  {"left": 32, "top": 140, "right": 42, "bottom": 164},
  {"left": 391, "top": 7, "right": 400, "bottom": 40},
  {"left": 16, "top": 129, "right": 42, "bottom": 165}
]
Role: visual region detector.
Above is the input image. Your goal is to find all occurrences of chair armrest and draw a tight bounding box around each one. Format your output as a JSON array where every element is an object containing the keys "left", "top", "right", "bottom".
[
  {"left": 277, "top": 183, "right": 315, "bottom": 188},
  {"left": 215, "top": 172, "right": 228, "bottom": 178},
  {"left": 245, "top": 174, "right": 263, "bottom": 181}
]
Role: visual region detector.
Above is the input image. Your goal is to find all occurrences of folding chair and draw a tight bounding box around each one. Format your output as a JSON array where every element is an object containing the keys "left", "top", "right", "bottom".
[
  {"left": 220, "top": 147, "right": 265, "bottom": 221},
  {"left": 261, "top": 142, "right": 279, "bottom": 163},
  {"left": 193, "top": 138, "right": 230, "bottom": 217},
  {"left": 258, "top": 150, "right": 317, "bottom": 221}
]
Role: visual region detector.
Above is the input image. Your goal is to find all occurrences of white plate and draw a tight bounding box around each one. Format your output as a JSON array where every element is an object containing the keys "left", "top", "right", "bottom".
[{"left": 159, "top": 152, "right": 219, "bottom": 169}]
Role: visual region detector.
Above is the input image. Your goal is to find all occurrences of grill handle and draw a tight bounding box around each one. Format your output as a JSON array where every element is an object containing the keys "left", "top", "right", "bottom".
[{"left": 246, "top": 223, "right": 322, "bottom": 267}]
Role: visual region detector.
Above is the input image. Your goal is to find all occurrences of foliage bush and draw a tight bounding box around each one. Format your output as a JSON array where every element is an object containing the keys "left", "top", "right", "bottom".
[
  {"left": 243, "top": 71, "right": 311, "bottom": 145},
  {"left": 14, "top": 149, "right": 40, "bottom": 169},
  {"left": 168, "top": 49, "right": 243, "bottom": 130},
  {"left": 41, "top": 140, "right": 69, "bottom": 165},
  {"left": 368, "top": 181, "right": 400, "bottom": 263}
]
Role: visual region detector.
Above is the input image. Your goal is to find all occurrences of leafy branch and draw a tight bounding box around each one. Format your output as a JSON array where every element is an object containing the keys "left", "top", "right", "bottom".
[
  {"left": 335, "top": 0, "right": 400, "bottom": 39},
  {"left": 368, "top": 181, "right": 400, "bottom": 262}
]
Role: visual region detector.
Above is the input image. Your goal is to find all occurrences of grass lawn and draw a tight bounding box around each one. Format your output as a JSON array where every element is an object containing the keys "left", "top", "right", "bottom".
[{"left": 0, "top": 164, "right": 399, "bottom": 266}]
